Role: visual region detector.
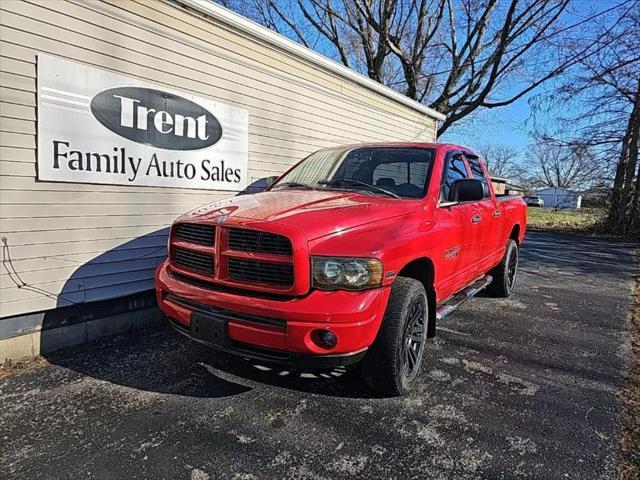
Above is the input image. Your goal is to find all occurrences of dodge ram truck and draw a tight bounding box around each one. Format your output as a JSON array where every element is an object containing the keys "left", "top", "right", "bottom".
[{"left": 155, "top": 143, "right": 527, "bottom": 395}]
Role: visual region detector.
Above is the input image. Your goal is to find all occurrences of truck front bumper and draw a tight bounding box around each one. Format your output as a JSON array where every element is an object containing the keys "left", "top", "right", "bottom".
[{"left": 155, "top": 260, "right": 390, "bottom": 368}]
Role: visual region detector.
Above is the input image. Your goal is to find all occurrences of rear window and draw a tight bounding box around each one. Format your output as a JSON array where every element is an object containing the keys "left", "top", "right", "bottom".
[{"left": 371, "top": 152, "right": 430, "bottom": 198}]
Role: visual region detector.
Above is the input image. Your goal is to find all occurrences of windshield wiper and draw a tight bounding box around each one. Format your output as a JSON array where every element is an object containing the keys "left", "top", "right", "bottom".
[
  {"left": 319, "top": 179, "right": 400, "bottom": 198},
  {"left": 271, "top": 181, "right": 315, "bottom": 190}
]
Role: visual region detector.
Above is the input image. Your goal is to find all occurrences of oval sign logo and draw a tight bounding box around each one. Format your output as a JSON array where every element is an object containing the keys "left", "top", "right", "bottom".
[{"left": 90, "top": 87, "right": 222, "bottom": 150}]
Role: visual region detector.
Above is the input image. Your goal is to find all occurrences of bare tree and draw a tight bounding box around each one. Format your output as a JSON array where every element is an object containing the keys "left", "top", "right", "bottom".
[
  {"left": 533, "top": 5, "right": 640, "bottom": 236},
  {"left": 609, "top": 79, "right": 640, "bottom": 236},
  {"left": 475, "top": 143, "right": 519, "bottom": 177},
  {"left": 522, "top": 140, "right": 606, "bottom": 190},
  {"left": 219, "top": 0, "right": 635, "bottom": 135}
]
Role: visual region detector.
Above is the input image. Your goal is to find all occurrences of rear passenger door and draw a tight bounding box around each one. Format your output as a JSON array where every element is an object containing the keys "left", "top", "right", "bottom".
[{"left": 435, "top": 152, "right": 481, "bottom": 299}]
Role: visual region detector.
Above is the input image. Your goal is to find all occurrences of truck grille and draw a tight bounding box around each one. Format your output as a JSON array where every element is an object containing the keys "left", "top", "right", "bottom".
[
  {"left": 169, "top": 222, "right": 296, "bottom": 291},
  {"left": 172, "top": 247, "right": 214, "bottom": 275},
  {"left": 228, "top": 228, "right": 292, "bottom": 256},
  {"left": 174, "top": 223, "right": 215, "bottom": 246},
  {"left": 228, "top": 258, "right": 293, "bottom": 287}
]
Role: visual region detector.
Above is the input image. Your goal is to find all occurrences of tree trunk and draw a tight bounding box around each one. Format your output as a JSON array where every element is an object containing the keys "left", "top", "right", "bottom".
[
  {"left": 607, "top": 147, "right": 629, "bottom": 231},
  {"left": 624, "top": 123, "right": 639, "bottom": 236},
  {"left": 607, "top": 80, "right": 640, "bottom": 234},
  {"left": 629, "top": 163, "right": 640, "bottom": 239},
  {"left": 621, "top": 83, "right": 640, "bottom": 234}
]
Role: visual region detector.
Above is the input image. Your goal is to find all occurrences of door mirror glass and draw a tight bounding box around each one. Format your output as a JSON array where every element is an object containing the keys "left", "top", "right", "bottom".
[
  {"left": 236, "top": 176, "right": 279, "bottom": 196},
  {"left": 450, "top": 178, "right": 484, "bottom": 202}
]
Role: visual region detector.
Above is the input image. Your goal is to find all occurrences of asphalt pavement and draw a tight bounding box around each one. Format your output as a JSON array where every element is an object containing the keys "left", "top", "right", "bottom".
[{"left": 1, "top": 231, "right": 637, "bottom": 479}]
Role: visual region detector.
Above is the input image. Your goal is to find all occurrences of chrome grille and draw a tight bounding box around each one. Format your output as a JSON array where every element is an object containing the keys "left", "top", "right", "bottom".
[
  {"left": 172, "top": 247, "right": 214, "bottom": 275},
  {"left": 228, "top": 228, "right": 292, "bottom": 256},
  {"left": 174, "top": 223, "right": 215, "bottom": 246},
  {"left": 228, "top": 258, "right": 293, "bottom": 287}
]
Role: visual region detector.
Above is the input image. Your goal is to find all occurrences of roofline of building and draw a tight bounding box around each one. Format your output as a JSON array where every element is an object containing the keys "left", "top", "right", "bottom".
[{"left": 175, "top": 0, "right": 447, "bottom": 123}]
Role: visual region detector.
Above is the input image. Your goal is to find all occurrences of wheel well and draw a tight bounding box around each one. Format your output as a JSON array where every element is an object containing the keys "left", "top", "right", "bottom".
[
  {"left": 397, "top": 257, "right": 436, "bottom": 338},
  {"left": 397, "top": 258, "right": 433, "bottom": 290},
  {"left": 510, "top": 224, "right": 521, "bottom": 244}
]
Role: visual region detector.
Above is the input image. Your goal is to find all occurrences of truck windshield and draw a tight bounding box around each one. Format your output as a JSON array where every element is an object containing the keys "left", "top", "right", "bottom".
[{"left": 270, "top": 147, "right": 435, "bottom": 199}]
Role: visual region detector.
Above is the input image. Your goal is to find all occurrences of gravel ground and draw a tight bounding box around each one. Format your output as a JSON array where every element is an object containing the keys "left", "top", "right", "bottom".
[{"left": 0, "top": 231, "right": 637, "bottom": 480}]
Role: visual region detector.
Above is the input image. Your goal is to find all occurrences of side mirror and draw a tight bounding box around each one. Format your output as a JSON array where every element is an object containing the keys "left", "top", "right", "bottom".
[
  {"left": 236, "top": 176, "right": 278, "bottom": 196},
  {"left": 450, "top": 179, "right": 484, "bottom": 202}
]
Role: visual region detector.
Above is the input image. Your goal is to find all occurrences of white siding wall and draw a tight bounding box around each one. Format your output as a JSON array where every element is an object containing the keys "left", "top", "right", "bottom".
[
  {"left": 0, "top": 0, "right": 438, "bottom": 318},
  {"left": 536, "top": 188, "right": 582, "bottom": 209}
]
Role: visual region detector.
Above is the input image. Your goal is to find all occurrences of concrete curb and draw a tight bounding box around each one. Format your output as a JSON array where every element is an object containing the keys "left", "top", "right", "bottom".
[{"left": 1, "top": 307, "right": 163, "bottom": 363}]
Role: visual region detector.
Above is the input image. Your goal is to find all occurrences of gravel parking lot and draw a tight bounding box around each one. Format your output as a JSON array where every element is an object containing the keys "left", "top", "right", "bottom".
[{"left": 1, "top": 231, "right": 637, "bottom": 480}]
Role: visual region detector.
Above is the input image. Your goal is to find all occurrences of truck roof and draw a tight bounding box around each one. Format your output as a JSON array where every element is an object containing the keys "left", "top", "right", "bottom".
[{"left": 322, "top": 141, "right": 477, "bottom": 155}]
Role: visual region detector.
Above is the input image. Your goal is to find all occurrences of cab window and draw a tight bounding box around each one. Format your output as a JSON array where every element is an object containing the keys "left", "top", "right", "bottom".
[
  {"left": 441, "top": 153, "right": 469, "bottom": 201},
  {"left": 372, "top": 156, "right": 429, "bottom": 198},
  {"left": 372, "top": 162, "right": 407, "bottom": 186},
  {"left": 466, "top": 156, "right": 491, "bottom": 198}
]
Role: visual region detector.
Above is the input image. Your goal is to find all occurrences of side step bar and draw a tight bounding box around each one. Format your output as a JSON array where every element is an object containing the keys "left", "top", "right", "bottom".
[{"left": 436, "top": 275, "right": 493, "bottom": 321}]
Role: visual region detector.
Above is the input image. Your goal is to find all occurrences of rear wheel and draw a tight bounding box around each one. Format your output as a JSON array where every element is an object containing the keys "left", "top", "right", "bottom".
[
  {"left": 486, "top": 239, "right": 519, "bottom": 298},
  {"left": 360, "top": 277, "right": 428, "bottom": 396}
]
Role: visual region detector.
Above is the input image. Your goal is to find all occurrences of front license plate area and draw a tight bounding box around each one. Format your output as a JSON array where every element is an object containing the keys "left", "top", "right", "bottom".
[{"left": 190, "top": 312, "right": 228, "bottom": 346}]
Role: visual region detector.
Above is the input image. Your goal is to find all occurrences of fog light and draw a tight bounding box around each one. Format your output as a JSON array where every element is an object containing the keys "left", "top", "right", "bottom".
[{"left": 311, "top": 329, "right": 337, "bottom": 349}]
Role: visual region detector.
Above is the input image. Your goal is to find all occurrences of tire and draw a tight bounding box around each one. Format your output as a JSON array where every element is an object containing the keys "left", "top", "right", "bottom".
[
  {"left": 486, "top": 239, "right": 519, "bottom": 298},
  {"left": 360, "top": 277, "right": 428, "bottom": 396}
]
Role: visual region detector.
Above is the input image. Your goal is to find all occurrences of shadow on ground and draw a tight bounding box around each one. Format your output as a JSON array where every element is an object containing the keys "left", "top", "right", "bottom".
[
  {"left": 4, "top": 230, "right": 636, "bottom": 480},
  {"left": 41, "top": 229, "right": 637, "bottom": 401},
  {"left": 45, "top": 324, "right": 381, "bottom": 399}
]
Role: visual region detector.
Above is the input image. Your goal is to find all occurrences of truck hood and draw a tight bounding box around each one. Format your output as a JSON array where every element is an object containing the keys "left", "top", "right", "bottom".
[{"left": 177, "top": 190, "right": 420, "bottom": 241}]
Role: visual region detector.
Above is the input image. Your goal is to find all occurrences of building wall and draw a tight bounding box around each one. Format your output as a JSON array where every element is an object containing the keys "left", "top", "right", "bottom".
[
  {"left": 536, "top": 187, "right": 582, "bottom": 209},
  {"left": 0, "top": 0, "right": 439, "bottom": 319}
]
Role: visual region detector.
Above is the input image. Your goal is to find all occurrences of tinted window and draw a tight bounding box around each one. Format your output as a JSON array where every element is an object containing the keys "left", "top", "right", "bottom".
[
  {"left": 466, "top": 157, "right": 490, "bottom": 198},
  {"left": 373, "top": 162, "right": 407, "bottom": 185},
  {"left": 410, "top": 162, "right": 429, "bottom": 189},
  {"left": 372, "top": 159, "right": 429, "bottom": 198},
  {"left": 441, "top": 154, "right": 469, "bottom": 201}
]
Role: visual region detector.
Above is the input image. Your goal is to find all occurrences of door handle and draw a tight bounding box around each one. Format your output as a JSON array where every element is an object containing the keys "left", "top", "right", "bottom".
[
  {"left": 471, "top": 215, "right": 482, "bottom": 224},
  {"left": 493, "top": 210, "right": 501, "bottom": 218}
]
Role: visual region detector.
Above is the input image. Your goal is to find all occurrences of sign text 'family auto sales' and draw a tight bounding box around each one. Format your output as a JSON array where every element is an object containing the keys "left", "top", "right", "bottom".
[{"left": 37, "top": 54, "right": 249, "bottom": 191}]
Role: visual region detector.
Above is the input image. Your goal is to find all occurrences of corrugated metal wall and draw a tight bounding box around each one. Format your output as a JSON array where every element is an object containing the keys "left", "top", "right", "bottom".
[{"left": 0, "top": 0, "right": 437, "bottom": 318}]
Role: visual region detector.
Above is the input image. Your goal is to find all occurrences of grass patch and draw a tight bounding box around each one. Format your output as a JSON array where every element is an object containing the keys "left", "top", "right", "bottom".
[
  {"left": 526, "top": 207, "right": 605, "bottom": 234},
  {"left": 619, "top": 262, "right": 640, "bottom": 480},
  {"left": 0, "top": 357, "right": 47, "bottom": 381}
]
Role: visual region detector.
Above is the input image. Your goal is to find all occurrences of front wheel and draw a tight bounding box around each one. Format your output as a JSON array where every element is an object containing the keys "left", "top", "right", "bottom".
[
  {"left": 486, "top": 239, "right": 519, "bottom": 298},
  {"left": 360, "top": 277, "right": 428, "bottom": 396}
]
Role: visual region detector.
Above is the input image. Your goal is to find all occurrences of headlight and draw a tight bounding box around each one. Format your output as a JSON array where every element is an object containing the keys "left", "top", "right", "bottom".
[{"left": 311, "top": 257, "right": 383, "bottom": 290}]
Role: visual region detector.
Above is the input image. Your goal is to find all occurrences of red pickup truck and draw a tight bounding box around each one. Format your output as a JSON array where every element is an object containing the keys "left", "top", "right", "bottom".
[{"left": 155, "top": 143, "right": 526, "bottom": 395}]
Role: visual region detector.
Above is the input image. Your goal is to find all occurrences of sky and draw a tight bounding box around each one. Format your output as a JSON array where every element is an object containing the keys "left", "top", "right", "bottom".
[
  {"left": 440, "top": 0, "right": 624, "bottom": 152},
  {"left": 440, "top": 97, "right": 533, "bottom": 152},
  {"left": 218, "top": 0, "right": 623, "bottom": 154}
]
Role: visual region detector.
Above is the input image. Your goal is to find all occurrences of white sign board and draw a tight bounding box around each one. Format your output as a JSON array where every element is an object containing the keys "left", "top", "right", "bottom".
[{"left": 37, "top": 54, "right": 249, "bottom": 190}]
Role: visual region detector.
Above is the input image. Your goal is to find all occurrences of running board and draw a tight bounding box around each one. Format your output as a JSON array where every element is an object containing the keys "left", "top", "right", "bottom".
[{"left": 436, "top": 275, "right": 493, "bottom": 321}]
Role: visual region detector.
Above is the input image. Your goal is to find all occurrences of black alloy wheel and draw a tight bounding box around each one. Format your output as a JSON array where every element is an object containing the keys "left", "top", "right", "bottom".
[
  {"left": 402, "top": 296, "right": 426, "bottom": 379},
  {"left": 486, "top": 238, "right": 519, "bottom": 298},
  {"left": 360, "top": 277, "right": 429, "bottom": 395}
]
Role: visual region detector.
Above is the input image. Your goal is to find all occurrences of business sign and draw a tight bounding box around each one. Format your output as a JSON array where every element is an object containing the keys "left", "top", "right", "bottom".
[{"left": 37, "top": 54, "right": 249, "bottom": 190}]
